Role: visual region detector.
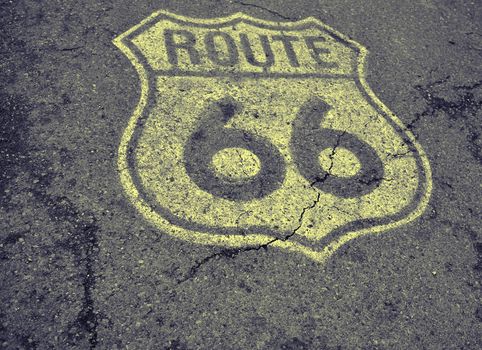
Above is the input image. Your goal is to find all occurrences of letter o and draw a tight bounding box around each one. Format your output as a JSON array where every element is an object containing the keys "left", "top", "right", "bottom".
[{"left": 204, "top": 31, "right": 239, "bottom": 66}]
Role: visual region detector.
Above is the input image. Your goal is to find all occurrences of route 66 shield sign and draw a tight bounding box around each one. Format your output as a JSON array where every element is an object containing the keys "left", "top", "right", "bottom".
[{"left": 113, "top": 11, "right": 432, "bottom": 262}]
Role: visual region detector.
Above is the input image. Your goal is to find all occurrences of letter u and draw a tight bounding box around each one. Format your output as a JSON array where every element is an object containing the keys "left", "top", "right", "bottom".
[{"left": 239, "top": 34, "right": 275, "bottom": 68}]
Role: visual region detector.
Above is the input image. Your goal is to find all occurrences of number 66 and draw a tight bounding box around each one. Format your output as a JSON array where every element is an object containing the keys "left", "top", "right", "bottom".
[{"left": 184, "top": 97, "right": 384, "bottom": 200}]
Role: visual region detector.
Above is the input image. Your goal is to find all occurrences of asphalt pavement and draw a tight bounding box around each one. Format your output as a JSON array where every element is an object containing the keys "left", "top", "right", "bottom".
[{"left": 1, "top": 1, "right": 481, "bottom": 349}]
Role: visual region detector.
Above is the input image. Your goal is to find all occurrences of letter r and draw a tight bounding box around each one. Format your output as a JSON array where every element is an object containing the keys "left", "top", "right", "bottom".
[{"left": 164, "top": 29, "right": 201, "bottom": 66}]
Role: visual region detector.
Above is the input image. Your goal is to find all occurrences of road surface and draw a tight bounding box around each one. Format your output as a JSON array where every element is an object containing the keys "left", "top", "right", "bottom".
[{"left": 1, "top": 1, "right": 481, "bottom": 349}]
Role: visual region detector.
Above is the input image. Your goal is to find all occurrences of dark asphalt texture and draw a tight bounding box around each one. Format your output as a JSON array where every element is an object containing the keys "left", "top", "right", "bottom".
[{"left": 1, "top": 1, "right": 481, "bottom": 349}]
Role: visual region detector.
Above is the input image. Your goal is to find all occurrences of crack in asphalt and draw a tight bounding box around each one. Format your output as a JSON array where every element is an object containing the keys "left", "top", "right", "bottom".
[
  {"left": 234, "top": 148, "right": 255, "bottom": 179},
  {"left": 0, "top": 92, "right": 100, "bottom": 348},
  {"left": 385, "top": 150, "right": 412, "bottom": 160},
  {"left": 177, "top": 190, "right": 321, "bottom": 284},
  {"left": 407, "top": 76, "right": 482, "bottom": 162},
  {"left": 37, "top": 192, "right": 100, "bottom": 349},
  {"left": 406, "top": 75, "right": 451, "bottom": 131},
  {"left": 233, "top": 1, "right": 295, "bottom": 20},
  {"left": 178, "top": 132, "right": 345, "bottom": 283}
]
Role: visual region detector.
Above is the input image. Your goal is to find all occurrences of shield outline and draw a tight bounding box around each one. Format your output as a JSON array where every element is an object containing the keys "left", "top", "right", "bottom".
[{"left": 113, "top": 10, "right": 432, "bottom": 262}]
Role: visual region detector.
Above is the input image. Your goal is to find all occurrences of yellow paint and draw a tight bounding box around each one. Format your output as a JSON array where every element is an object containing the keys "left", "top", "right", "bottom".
[
  {"left": 318, "top": 147, "right": 361, "bottom": 178},
  {"left": 212, "top": 148, "right": 261, "bottom": 181},
  {"left": 113, "top": 11, "right": 432, "bottom": 263}
]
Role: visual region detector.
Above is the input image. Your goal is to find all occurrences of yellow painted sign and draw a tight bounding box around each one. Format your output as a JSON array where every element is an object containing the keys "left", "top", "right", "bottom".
[{"left": 113, "top": 11, "right": 432, "bottom": 262}]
